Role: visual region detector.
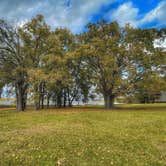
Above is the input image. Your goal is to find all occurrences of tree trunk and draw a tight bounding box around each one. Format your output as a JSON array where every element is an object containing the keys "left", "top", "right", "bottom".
[
  {"left": 63, "top": 89, "right": 66, "bottom": 107},
  {"left": 23, "top": 91, "right": 27, "bottom": 110},
  {"left": 34, "top": 84, "right": 40, "bottom": 110},
  {"left": 104, "top": 94, "right": 115, "bottom": 109},
  {"left": 67, "top": 88, "right": 73, "bottom": 107},
  {"left": 41, "top": 83, "right": 45, "bottom": 109},
  {"left": 15, "top": 83, "right": 27, "bottom": 111},
  {"left": 68, "top": 102, "right": 72, "bottom": 107},
  {"left": 16, "top": 88, "right": 24, "bottom": 111},
  {"left": 0, "top": 88, "right": 2, "bottom": 98},
  {"left": 54, "top": 97, "right": 57, "bottom": 107},
  {"left": 57, "top": 94, "right": 62, "bottom": 107},
  {"left": 41, "top": 95, "right": 44, "bottom": 109},
  {"left": 47, "top": 95, "right": 50, "bottom": 108},
  {"left": 35, "top": 100, "right": 40, "bottom": 110}
]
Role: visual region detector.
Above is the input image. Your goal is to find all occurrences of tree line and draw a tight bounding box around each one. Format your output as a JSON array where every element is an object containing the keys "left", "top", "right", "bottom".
[{"left": 0, "top": 15, "right": 165, "bottom": 111}]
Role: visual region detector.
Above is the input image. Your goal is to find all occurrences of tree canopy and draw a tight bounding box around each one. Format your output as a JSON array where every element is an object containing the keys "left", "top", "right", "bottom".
[{"left": 0, "top": 15, "right": 165, "bottom": 110}]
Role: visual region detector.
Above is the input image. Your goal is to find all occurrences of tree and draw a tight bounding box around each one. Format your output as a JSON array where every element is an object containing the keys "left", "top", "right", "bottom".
[
  {"left": 125, "top": 26, "right": 166, "bottom": 103},
  {"left": 1, "top": 15, "right": 165, "bottom": 110},
  {"left": 79, "top": 21, "right": 128, "bottom": 109},
  {"left": 20, "top": 15, "right": 60, "bottom": 110},
  {"left": 51, "top": 28, "right": 91, "bottom": 107},
  {"left": 0, "top": 19, "right": 28, "bottom": 111}
]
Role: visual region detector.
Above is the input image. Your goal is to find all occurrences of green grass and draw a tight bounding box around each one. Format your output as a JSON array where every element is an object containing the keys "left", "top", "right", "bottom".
[{"left": 0, "top": 104, "right": 166, "bottom": 166}]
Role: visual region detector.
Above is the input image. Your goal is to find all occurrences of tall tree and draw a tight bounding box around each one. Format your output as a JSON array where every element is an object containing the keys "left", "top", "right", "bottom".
[
  {"left": 52, "top": 28, "right": 91, "bottom": 107},
  {"left": 20, "top": 15, "right": 59, "bottom": 110},
  {"left": 0, "top": 20, "right": 28, "bottom": 111},
  {"left": 79, "top": 21, "right": 128, "bottom": 109}
]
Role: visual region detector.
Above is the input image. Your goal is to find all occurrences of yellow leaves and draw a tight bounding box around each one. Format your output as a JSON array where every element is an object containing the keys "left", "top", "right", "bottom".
[
  {"left": 57, "top": 158, "right": 66, "bottom": 166},
  {"left": 28, "top": 69, "right": 46, "bottom": 83},
  {"left": 100, "top": 55, "right": 117, "bottom": 68},
  {"left": 110, "top": 161, "right": 114, "bottom": 165},
  {"left": 47, "top": 71, "right": 64, "bottom": 83},
  {"left": 12, "top": 153, "right": 16, "bottom": 157}
]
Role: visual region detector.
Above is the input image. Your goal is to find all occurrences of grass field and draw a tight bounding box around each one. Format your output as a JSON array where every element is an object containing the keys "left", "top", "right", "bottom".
[{"left": 0, "top": 104, "right": 166, "bottom": 166}]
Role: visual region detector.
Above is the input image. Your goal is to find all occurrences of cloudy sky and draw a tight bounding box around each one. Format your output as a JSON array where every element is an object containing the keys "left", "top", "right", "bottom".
[{"left": 0, "top": 0, "right": 166, "bottom": 33}]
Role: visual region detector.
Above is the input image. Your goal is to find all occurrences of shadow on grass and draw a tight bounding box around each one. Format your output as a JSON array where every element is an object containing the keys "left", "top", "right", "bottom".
[
  {"left": 74, "top": 103, "right": 166, "bottom": 111},
  {"left": 0, "top": 103, "right": 166, "bottom": 112}
]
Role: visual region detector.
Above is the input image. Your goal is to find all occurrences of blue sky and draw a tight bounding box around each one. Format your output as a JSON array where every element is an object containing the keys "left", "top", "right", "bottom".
[{"left": 0, "top": 0, "right": 165, "bottom": 33}]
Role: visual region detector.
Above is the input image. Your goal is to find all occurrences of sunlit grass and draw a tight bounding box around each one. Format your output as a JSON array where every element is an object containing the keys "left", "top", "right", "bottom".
[{"left": 0, "top": 104, "right": 166, "bottom": 165}]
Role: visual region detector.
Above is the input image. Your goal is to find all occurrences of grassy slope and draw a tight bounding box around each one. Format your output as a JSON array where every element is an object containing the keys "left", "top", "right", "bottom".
[{"left": 0, "top": 104, "right": 166, "bottom": 166}]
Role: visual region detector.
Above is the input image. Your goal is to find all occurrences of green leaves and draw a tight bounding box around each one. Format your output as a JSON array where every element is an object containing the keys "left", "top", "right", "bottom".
[
  {"left": 79, "top": 21, "right": 128, "bottom": 107},
  {"left": 0, "top": 15, "right": 165, "bottom": 109}
]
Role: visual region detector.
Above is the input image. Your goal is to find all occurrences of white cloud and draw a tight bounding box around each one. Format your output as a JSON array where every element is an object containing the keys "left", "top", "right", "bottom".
[
  {"left": 108, "top": 2, "right": 139, "bottom": 27},
  {"left": 45, "top": 0, "right": 116, "bottom": 33},
  {"left": 1, "top": 0, "right": 165, "bottom": 32},
  {"left": 108, "top": 0, "right": 166, "bottom": 27},
  {"left": 154, "top": 39, "right": 166, "bottom": 49},
  {"left": 140, "top": 1, "right": 166, "bottom": 26},
  {"left": 0, "top": 0, "right": 116, "bottom": 33}
]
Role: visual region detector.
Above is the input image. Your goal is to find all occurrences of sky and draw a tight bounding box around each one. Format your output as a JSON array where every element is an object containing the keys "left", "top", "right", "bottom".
[{"left": 0, "top": 0, "right": 165, "bottom": 33}]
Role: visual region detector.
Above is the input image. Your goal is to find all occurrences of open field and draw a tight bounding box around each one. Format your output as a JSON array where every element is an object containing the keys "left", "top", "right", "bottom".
[{"left": 0, "top": 104, "right": 166, "bottom": 166}]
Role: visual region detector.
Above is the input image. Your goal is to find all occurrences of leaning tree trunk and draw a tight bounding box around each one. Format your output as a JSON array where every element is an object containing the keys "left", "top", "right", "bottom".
[{"left": 104, "top": 94, "right": 115, "bottom": 109}]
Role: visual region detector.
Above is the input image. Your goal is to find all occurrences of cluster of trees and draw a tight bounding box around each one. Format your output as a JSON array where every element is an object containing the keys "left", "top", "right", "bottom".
[{"left": 0, "top": 15, "right": 165, "bottom": 111}]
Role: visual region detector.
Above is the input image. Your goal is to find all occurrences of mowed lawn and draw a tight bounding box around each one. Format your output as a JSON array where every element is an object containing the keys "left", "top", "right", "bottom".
[{"left": 0, "top": 104, "right": 166, "bottom": 166}]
